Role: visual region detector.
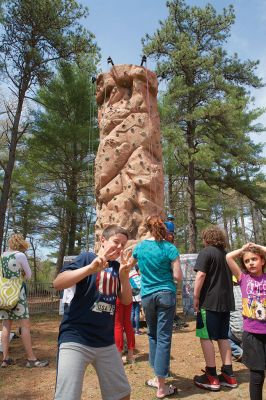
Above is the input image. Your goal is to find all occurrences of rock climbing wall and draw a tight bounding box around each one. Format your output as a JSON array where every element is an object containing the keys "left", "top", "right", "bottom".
[{"left": 94, "top": 64, "right": 164, "bottom": 249}]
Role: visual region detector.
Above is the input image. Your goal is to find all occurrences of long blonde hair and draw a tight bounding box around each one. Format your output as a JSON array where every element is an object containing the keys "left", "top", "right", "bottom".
[{"left": 8, "top": 233, "right": 29, "bottom": 252}]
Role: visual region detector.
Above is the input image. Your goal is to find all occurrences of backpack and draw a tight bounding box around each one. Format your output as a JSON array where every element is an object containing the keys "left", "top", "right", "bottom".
[{"left": 129, "top": 269, "right": 141, "bottom": 296}]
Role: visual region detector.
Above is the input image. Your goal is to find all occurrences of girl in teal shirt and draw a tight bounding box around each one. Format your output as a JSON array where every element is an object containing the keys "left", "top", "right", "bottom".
[{"left": 132, "top": 215, "right": 182, "bottom": 399}]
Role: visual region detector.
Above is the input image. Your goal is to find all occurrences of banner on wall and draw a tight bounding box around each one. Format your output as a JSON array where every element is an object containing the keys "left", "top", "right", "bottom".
[{"left": 180, "top": 254, "right": 198, "bottom": 316}]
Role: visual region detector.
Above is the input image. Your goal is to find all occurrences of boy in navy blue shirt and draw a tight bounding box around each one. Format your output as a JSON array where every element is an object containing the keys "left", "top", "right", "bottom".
[{"left": 53, "top": 225, "right": 132, "bottom": 400}]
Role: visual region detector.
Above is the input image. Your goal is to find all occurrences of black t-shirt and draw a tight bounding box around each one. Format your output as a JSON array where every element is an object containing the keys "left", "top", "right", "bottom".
[
  {"left": 58, "top": 252, "right": 120, "bottom": 348},
  {"left": 194, "top": 246, "right": 235, "bottom": 312}
]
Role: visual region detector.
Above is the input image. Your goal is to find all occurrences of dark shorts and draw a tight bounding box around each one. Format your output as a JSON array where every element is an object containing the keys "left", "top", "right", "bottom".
[
  {"left": 196, "top": 309, "right": 230, "bottom": 340},
  {"left": 242, "top": 331, "right": 266, "bottom": 370}
]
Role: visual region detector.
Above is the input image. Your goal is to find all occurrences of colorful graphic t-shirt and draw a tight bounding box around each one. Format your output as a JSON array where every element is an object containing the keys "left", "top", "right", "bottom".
[
  {"left": 239, "top": 272, "right": 266, "bottom": 334},
  {"left": 58, "top": 252, "right": 120, "bottom": 347}
]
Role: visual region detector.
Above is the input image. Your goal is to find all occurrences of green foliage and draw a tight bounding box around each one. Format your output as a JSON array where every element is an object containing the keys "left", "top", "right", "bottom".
[
  {"left": 25, "top": 60, "right": 98, "bottom": 256},
  {"left": 0, "top": 0, "right": 100, "bottom": 253},
  {"left": 0, "top": 0, "right": 99, "bottom": 86},
  {"left": 144, "top": 0, "right": 265, "bottom": 249},
  {"left": 34, "top": 258, "right": 57, "bottom": 282}
]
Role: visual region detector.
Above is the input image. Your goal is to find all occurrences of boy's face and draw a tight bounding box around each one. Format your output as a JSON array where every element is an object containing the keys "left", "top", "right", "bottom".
[{"left": 101, "top": 233, "right": 128, "bottom": 260}]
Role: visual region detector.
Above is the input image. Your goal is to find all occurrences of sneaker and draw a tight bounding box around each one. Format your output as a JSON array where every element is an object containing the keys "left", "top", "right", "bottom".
[
  {"left": 25, "top": 359, "right": 49, "bottom": 368},
  {"left": 233, "top": 354, "right": 243, "bottom": 363},
  {"left": 218, "top": 372, "right": 238, "bottom": 388},
  {"left": 126, "top": 357, "right": 135, "bottom": 364},
  {"left": 122, "top": 355, "right": 135, "bottom": 365},
  {"left": 194, "top": 370, "right": 220, "bottom": 391},
  {"left": 1, "top": 358, "right": 14, "bottom": 368}
]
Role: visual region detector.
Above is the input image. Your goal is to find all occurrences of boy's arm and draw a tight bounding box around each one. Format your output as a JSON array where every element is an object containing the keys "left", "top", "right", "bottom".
[
  {"left": 118, "top": 251, "right": 133, "bottom": 305},
  {"left": 226, "top": 247, "right": 245, "bottom": 281},
  {"left": 54, "top": 243, "right": 120, "bottom": 290},
  {"left": 193, "top": 271, "right": 206, "bottom": 312},
  {"left": 53, "top": 256, "right": 107, "bottom": 290},
  {"left": 172, "top": 257, "right": 182, "bottom": 282}
]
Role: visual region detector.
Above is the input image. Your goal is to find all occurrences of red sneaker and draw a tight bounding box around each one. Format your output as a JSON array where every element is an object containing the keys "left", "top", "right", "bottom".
[
  {"left": 194, "top": 369, "right": 220, "bottom": 391},
  {"left": 218, "top": 372, "right": 238, "bottom": 388}
]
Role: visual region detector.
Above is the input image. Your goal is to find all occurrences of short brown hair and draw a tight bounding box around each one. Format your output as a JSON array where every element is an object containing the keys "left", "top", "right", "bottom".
[
  {"left": 201, "top": 226, "right": 227, "bottom": 249},
  {"left": 102, "top": 225, "right": 129, "bottom": 240},
  {"left": 8, "top": 233, "right": 29, "bottom": 252},
  {"left": 145, "top": 215, "right": 166, "bottom": 241}
]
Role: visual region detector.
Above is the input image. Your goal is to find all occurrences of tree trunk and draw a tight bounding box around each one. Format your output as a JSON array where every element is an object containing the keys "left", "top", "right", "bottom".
[
  {"left": 222, "top": 213, "right": 230, "bottom": 249},
  {"left": 168, "top": 173, "right": 174, "bottom": 213},
  {"left": 67, "top": 141, "right": 79, "bottom": 255},
  {"left": 187, "top": 160, "right": 197, "bottom": 252},
  {"left": 29, "top": 237, "right": 38, "bottom": 283},
  {"left": 21, "top": 199, "right": 31, "bottom": 238},
  {"left": 2, "top": 201, "right": 11, "bottom": 252},
  {"left": 0, "top": 79, "right": 29, "bottom": 252},
  {"left": 250, "top": 202, "right": 264, "bottom": 244},
  {"left": 234, "top": 216, "right": 242, "bottom": 248},
  {"left": 229, "top": 217, "right": 234, "bottom": 247},
  {"left": 239, "top": 199, "right": 247, "bottom": 243},
  {"left": 56, "top": 209, "right": 69, "bottom": 275},
  {"left": 250, "top": 201, "right": 258, "bottom": 242}
]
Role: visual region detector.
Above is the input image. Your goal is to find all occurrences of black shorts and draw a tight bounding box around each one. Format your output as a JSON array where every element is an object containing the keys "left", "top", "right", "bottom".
[
  {"left": 196, "top": 309, "right": 230, "bottom": 340},
  {"left": 242, "top": 331, "right": 266, "bottom": 370}
]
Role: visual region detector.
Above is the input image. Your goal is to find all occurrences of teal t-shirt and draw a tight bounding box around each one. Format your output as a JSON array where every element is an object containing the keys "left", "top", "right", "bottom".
[{"left": 132, "top": 240, "right": 179, "bottom": 297}]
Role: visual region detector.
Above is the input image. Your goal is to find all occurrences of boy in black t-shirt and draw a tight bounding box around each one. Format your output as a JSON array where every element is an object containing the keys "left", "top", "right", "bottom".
[
  {"left": 53, "top": 225, "right": 132, "bottom": 400},
  {"left": 193, "top": 226, "right": 237, "bottom": 392}
]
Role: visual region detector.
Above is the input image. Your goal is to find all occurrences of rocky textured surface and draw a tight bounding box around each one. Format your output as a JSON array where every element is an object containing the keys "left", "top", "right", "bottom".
[{"left": 94, "top": 65, "right": 164, "bottom": 249}]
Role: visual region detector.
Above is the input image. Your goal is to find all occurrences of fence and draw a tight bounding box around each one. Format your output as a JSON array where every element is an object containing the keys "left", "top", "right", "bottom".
[
  {"left": 26, "top": 282, "right": 61, "bottom": 314},
  {"left": 25, "top": 279, "right": 191, "bottom": 315}
]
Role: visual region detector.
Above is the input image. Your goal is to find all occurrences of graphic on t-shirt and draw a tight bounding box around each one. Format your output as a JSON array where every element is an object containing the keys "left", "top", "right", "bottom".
[
  {"left": 91, "top": 269, "right": 119, "bottom": 315},
  {"left": 242, "top": 278, "right": 266, "bottom": 321},
  {"left": 242, "top": 297, "right": 266, "bottom": 321}
]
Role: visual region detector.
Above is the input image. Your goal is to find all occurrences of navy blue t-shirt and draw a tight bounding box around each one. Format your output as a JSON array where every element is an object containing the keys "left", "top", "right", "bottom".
[{"left": 58, "top": 252, "right": 120, "bottom": 347}]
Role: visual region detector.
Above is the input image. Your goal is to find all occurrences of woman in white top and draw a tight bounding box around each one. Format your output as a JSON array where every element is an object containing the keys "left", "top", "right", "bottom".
[{"left": 0, "top": 233, "right": 48, "bottom": 368}]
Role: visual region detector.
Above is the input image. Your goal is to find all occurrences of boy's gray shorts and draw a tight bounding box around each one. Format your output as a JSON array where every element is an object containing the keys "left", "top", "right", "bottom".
[{"left": 54, "top": 342, "right": 131, "bottom": 400}]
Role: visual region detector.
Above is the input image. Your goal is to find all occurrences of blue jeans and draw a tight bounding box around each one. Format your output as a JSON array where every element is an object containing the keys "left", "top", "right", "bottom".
[
  {"left": 131, "top": 302, "right": 141, "bottom": 332},
  {"left": 141, "top": 290, "right": 176, "bottom": 378},
  {"left": 228, "top": 328, "right": 243, "bottom": 359}
]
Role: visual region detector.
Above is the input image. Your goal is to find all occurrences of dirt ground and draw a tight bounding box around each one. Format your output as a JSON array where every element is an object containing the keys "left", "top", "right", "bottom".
[{"left": 0, "top": 313, "right": 262, "bottom": 400}]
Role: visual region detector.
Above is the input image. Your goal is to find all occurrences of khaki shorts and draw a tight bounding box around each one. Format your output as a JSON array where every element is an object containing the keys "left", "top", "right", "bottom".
[{"left": 55, "top": 342, "right": 131, "bottom": 400}]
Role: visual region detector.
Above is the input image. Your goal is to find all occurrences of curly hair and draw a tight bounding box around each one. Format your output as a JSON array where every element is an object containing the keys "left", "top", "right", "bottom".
[
  {"left": 145, "top": 215, "right": 166, "bottom": 241},
  {"left": 201, "top": 226, "right": 227, "bottom": 249},
  {"left": 240, "top": 247, "right": 266, "bottom": 272},
  {"left": 8, "top": 233, "right": 30, "bottom": 252}
]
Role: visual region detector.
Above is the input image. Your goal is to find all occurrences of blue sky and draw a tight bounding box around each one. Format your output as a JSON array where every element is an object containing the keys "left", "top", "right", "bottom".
[{"left": 82, "top": 0, "right": 266, "bottom": 147}]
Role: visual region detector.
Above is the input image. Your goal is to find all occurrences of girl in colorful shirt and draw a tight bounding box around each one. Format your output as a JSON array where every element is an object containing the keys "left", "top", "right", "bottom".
[{"left": 226, "top": 243, "right": 266, "bottom": 400}]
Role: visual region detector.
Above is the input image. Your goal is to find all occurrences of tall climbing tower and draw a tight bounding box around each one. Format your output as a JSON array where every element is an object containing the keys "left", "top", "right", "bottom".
[{"left": 95, "top": 64, "right": 164, "bottom": 249}]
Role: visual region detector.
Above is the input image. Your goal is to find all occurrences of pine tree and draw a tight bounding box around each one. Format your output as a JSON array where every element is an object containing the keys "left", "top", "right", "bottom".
[
  {"left": 0, "top": 0, "right": 98, "bottom": 251},
  {"left": 26, "top": 60, "right": 98, "bottom": 270},
  {"left": 143, "top": 0, "right": 265, "bottom": 251}
]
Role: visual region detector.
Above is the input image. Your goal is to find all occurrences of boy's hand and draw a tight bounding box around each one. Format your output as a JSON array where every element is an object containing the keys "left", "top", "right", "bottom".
[
  {"left": 193, "top": 296, "right": 199, "bottom": 313},
  {"left": 92, "top": 255, "right": 108, "bottom": 272},
  {"left": 119, "top": 250, "right": 132, "bottom": 278},
  {"left": 98, "top": 242, "right": 119, "bottom": 261}
]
